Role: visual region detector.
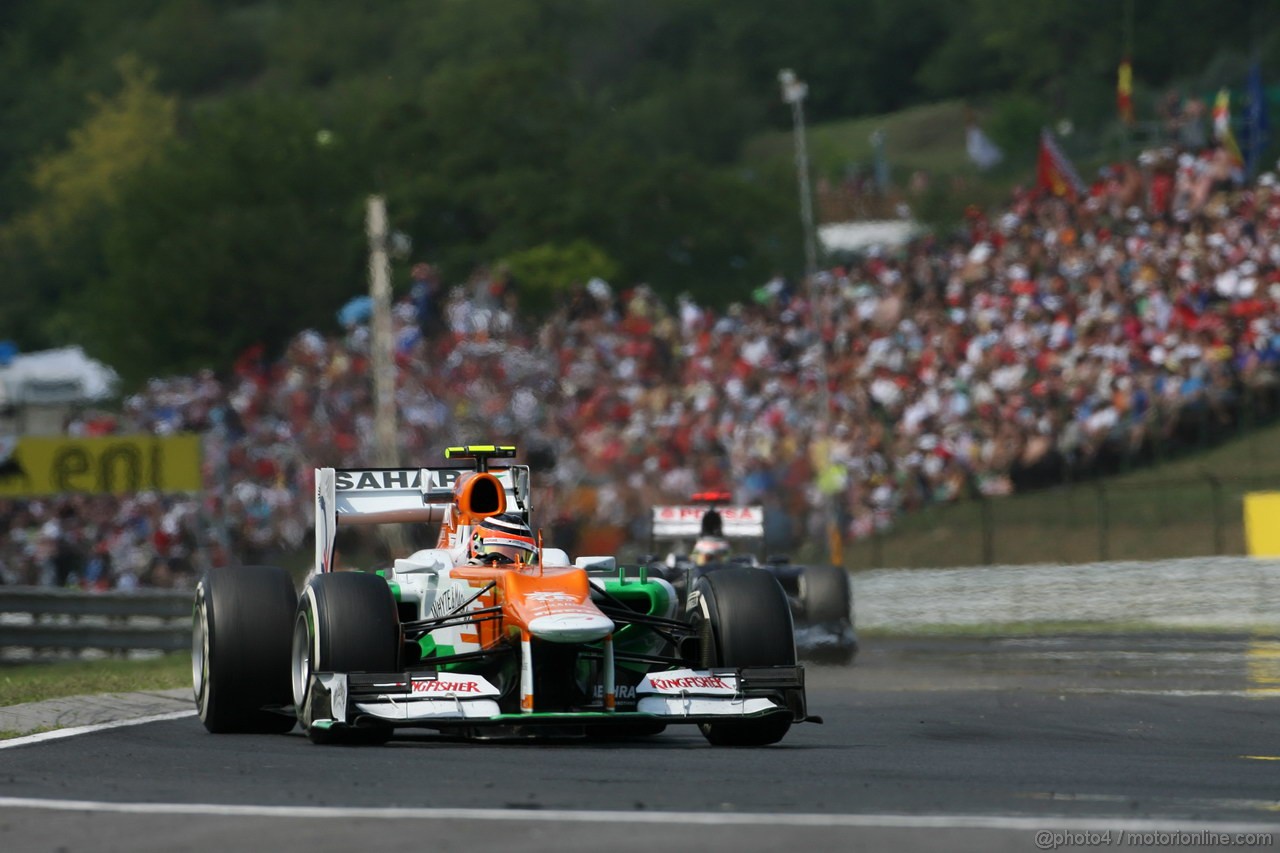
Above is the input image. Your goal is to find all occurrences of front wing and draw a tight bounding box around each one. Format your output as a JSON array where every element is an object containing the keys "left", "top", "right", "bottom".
[
  {"left": 300, "top": 666, "right": 815, "bottom": 733},
  {"left": 793, "top": 620, "right": 859, "bottom": 663}
]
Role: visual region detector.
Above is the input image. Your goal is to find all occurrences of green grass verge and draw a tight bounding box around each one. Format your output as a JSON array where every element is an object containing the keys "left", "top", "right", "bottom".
[
  {"left": 0, "top": 726, "right": 54, "bottom": 740},
  {"left": 0, "top": 653, "right": 192, "bottom": 708}
]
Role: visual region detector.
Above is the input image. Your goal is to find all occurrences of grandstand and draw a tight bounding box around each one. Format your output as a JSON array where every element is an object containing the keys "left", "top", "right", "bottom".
[{"left": 3, "top": 136, "right": 1280, "bottom": 586}]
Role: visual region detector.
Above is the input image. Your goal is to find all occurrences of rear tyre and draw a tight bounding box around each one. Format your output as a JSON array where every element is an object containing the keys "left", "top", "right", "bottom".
[
  {"left": 193, "top": 565, "right": 298, "bottom": 734},
  {"left": 692, "top": 568, "right": 796, "bottom": 746},
  {"left": 798, "top": 565, "right": 857, "bottom": 665},
  {"left": 292, "top": 572, "right": 401, "bottom": 745}
]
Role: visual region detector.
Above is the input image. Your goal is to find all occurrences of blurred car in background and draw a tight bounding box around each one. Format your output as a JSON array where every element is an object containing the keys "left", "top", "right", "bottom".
[{"left": 642, "top": 492, "right": 857, "bottom": 665}]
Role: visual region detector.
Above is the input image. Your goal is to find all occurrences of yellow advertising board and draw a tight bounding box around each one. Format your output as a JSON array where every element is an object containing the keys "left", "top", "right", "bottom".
[
  {"left": 0, "top": 434, "right": 203, "bottom": 497},
  {"left": 1244, "top": 491, "right": 1280, "bottom": 557}
]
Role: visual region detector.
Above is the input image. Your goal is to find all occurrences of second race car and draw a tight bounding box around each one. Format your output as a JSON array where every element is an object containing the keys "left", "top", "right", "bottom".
[{"left": 643, "top": 493, "right": 857, "bottom": 664}]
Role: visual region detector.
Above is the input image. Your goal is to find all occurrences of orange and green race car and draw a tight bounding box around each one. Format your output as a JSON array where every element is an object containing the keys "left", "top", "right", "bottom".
[{"left": 192, "top": 445, "right": 818, "bottom": 746}]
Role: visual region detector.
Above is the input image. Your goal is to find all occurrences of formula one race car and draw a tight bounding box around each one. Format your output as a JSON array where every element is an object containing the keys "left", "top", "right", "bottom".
[
  {"left": 644, "top": 494, "right": 858, "bottom": 664},
  {"left": 192, "top": 445, "right": 817, "bottom": 745}
]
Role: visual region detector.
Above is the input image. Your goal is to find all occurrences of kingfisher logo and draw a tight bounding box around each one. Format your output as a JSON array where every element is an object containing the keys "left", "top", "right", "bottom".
[
  {"left": 648, "top": 675, "right": 732, "bottom": 691},
  {"left": 412, "top": 678, "right": 480, "bottom": 694}
]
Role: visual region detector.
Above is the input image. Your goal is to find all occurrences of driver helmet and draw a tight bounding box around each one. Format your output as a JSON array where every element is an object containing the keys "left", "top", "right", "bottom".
[
  {"left": 691, "top": 536, "right": 730, "bottom": 566},
  {"left": 469, "top": 513, "right": 538, "bottom": 565}
]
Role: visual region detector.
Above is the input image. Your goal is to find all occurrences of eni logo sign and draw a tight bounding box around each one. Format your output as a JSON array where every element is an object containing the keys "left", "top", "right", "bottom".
[{"left": 0, "top": 435, "right": 202, "bottom": 497}]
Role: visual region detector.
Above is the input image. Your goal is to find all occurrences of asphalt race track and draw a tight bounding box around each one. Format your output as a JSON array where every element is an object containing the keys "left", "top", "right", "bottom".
[{"left": 1, "top": 635, "right": 1278, "bottom": 852}]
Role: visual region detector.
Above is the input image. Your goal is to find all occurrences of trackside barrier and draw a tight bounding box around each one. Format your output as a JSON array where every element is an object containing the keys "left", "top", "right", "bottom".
[{"left": 0, "top": 587, "right": 191, "bottom": 655}]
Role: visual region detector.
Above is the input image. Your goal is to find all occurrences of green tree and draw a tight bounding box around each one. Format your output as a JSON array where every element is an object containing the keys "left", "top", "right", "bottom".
[
  {"left": 0, "top": 55, "right": 177, "bottom": 348},
  {"left": 132, "top": 0, "right": 266, "bottom": 96},
  {"left": 75, "top": 94, "right": 370, "bottom": 382},
  {"left": 3, "top": 0, "right": 1278, "bottom": 381},
  {"left": 501, "top": 240, "right": 619, "bottom": 314},
  {"left": 19, "top": 56, "right": 175, "bottom": 249}
]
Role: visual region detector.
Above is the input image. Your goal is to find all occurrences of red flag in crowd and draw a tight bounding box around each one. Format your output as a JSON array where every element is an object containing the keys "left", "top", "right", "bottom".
[
  {"left": 1117, "top": 58, "right": 1134, "bottom": 124},
  {"left": 1035, "top": 129, "right": 1087, "bottom": 201}
]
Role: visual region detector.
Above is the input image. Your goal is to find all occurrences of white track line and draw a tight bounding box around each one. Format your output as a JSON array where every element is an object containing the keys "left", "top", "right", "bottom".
[
  {"left": 0, "top": 796, "right": 1275, "bottom": 833},
  {"left": 0, "top": 710, "right": 195, "bottom": 749},
  {"left": 1, "top": 713, "right": 1276, "bottom": 833}
]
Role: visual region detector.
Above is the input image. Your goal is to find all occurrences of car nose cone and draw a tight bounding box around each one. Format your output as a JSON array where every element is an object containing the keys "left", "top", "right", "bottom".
[{"left": 526, "top": 612, "right": 615, "bottom": 643}]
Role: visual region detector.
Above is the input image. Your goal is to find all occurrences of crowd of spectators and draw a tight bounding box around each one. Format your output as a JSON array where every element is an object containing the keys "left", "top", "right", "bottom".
[{"left": 4, "top": 136, "right": 1280, "bottom": 587}]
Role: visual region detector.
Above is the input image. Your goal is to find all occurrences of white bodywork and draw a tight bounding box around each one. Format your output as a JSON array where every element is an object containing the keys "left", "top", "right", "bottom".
[{"left": 313, "top": 464, "right": 530, "bottom": 579}]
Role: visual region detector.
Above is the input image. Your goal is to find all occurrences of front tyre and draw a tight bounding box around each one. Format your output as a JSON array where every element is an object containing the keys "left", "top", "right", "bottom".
[
  {"left": 692, "top": 568, "right": 796, "bottom": 746},
  {"left": 193, "top": 565, "right": 298, "bottom": 734},
  {"left": 292, "top": 571, "right": 401, "bottom": 745}
]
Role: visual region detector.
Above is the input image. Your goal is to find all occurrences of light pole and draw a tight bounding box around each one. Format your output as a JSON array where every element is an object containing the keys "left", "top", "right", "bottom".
[
  {"left": 779, "top": 69, "right": 841, "bottom": 566},
  {"left": 779, "top": 68, "right": 819, "bottom": 279},
  {"left": 367, "top": 195, "right": 407, "bottom": 556},
  {"left": 367, "top": 195, "right": 397, "bottom": 474}
]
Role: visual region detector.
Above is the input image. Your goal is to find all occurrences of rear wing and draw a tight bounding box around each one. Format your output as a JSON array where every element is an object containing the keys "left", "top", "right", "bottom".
[
  {"left": 649, "top": 505, "right": 765, "bottom": 543},
  {"left": 314, "top": 465, "right": 530, "bottom": 573}
]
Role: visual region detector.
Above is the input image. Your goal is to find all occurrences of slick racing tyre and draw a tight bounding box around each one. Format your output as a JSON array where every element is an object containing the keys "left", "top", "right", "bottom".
[
  {"left": 798, "top": 564, "right": 852, "bottom": 624},
  {"left": 692, "top": 568, "right": 796, "bottom": 746},
  {"left": 292, "top": 571, "right": 401, "bottom": 745},
  {"left": 193, "top": 565, "right": 298, "bottom": 734},
  {"left": 798, "top": 565, "right": 857, "bottom": 665}
]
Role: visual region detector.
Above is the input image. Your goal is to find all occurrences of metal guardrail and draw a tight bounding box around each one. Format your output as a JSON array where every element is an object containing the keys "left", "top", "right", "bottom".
[{"left": 0, "top": 587, "right": 192, "bottom": 654}]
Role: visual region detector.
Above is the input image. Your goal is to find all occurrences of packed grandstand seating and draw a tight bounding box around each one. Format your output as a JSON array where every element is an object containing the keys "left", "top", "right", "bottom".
[{"left": 4, "top": 140, "right": 1280, "bottom": 588}]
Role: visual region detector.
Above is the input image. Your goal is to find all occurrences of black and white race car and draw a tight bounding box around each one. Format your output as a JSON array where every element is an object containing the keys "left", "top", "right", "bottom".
[{"left": 641, "top": 495, "right": 857, "bottom": 664}]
